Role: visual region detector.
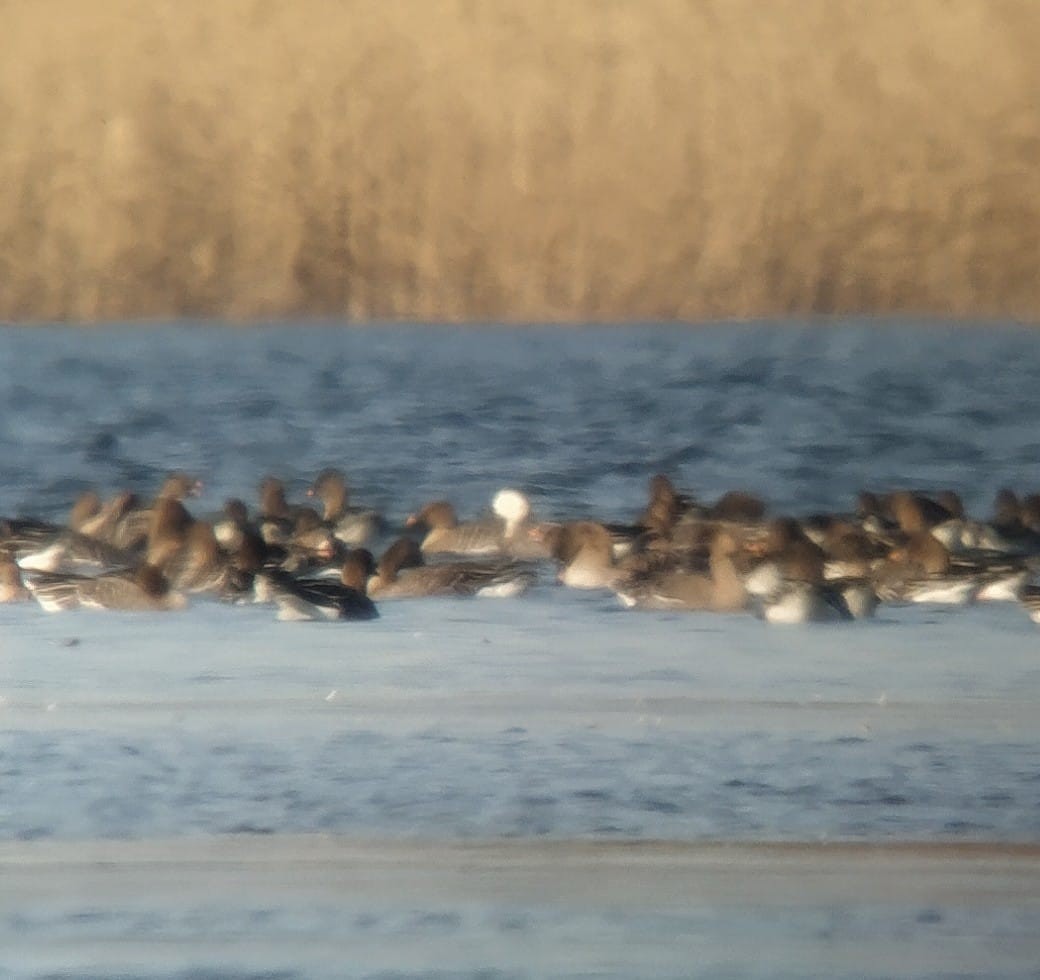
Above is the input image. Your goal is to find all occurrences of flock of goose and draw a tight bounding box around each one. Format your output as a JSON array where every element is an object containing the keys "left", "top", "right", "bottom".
[{"left": 2, "top": 469, "right": 1040, "bottom": 625}]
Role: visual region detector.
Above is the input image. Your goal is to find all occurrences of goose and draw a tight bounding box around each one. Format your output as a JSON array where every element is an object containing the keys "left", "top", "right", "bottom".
[
  {"left": 0, "top": 555, "right": 30, "bottom": 603},
  {"left": 25, "top": 564, "right": 187, "bottom": 613},
  {"left": 405, "top": 500, "right": 505, "bottom": 556},
  {"left": 613, "top": 530, "right": 748, "bottom": 612},
  {"left": 306, "top": 468, "right": 385, "bottom": 547},
  {"left": 253, "top": 557, "right": 378, "bottom": 622},
  {"left": 367, "top": 537, "right": 537, "bottom": 599}
]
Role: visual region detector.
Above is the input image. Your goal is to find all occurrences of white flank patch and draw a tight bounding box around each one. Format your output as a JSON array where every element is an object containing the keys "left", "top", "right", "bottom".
[
  {"left": 975, "top": 572, "right": 1027, "bottom": 603},
  {"left": 17, "top": 543, "right": 65, "bottom": 573},
  {"left": 907, "top": 578, "right": 978, "bottom": 605},
  {"left": 476, "top": 579, "right": 526, "bottom": 599},
  {"left": 744, "top": 562, "right": 782, "bottom": 598}
]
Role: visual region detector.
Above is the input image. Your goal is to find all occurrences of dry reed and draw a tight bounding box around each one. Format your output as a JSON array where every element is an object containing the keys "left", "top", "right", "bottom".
[{"left": 1, "top": 0, "right": 1038, "bottom": 322}]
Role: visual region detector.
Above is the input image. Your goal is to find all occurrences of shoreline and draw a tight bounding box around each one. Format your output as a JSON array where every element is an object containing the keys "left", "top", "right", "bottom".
[{"left": 5, "top": 835, "right": 1040, "bottom": 908}]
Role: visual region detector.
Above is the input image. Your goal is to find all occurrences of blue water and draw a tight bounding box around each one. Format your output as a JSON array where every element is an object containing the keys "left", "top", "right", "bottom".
[
  {"left": 2, "top": 320, "right": 1039, "bottom": 523},
  {"left": 2, "top": 320, "right": 1039, "bottom": 979}
]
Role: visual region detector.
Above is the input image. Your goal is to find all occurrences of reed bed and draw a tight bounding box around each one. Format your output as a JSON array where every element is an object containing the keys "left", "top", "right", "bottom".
[{"left": 2, "top": 0, "right": 1038, "bottom": 322}]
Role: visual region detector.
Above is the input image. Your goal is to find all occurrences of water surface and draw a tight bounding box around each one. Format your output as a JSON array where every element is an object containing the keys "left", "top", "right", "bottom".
[{"left": 1, "top": 321, "right": 1039, "bottom": 978}]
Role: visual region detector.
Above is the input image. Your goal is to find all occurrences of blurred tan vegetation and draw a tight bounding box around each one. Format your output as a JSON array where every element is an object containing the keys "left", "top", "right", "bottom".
[{"left": 1, "top": 0, "right": 1039, "bottom": 322}]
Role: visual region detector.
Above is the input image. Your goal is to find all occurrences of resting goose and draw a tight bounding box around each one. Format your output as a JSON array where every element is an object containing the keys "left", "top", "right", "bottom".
[
  {"left": 25, "top": 564, "right": 187, "bottom": 613},
  {"left": 253, "top": 556, "right": 378, "bottom": 622},
  {"left": 0, "top": 555, "right": 30, "bottom": 603},
  {"left": 405, "top": 500, "right": 504, "bottom": 556},
  {"left": 367, "top": 537, "right": 536, "bottom": 599},
  {"left": 613, "top": 530, "right": 748, "bottom": 612},
  {"left": 306, "top": 468, "right": 385, "bottom": 547}
]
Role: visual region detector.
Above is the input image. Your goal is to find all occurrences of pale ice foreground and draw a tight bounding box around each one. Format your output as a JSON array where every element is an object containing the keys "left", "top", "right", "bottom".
[{"left": 3, "top": 588, "right": 1040, "bottom": 979}]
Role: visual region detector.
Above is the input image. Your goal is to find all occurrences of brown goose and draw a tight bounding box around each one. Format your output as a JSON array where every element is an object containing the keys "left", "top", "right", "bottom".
[
  {"left": 108, "top": 472, "right": 202, "bottom": 553},
  {"left": 276, "top": 509, "right": 340, "bottom": 574},
  {"left": 873, "top": 533, "right": 980, "bottom": 604},
  {"left": 633, "top": 474, "right": 694, "bottom": 537},
  {"left": 256, "top": 476, "right": 304, "bottom": 546},
  {"left": 25, "top": 563, "right": 187, "bottom": 613},
  {"left": 145, "top": 496, "right": 196, "bottom": 569},
  {"left": 340, "top": 548, "right": 378, "bottom": 593},
  {"left": 306, "top": 468, "right": 384, "bottom": 546},
  {"left": 367, "top": 537, "right": 536, "bottom": 599},
  {"left": 538, "top": 521, "right": 623, "bottom": 590},
  {"left": 1020, "top": 584, "right": 1040, "bottom": 624},
  {"left": 885, "top": 490, "right": 957, "bottom": 535},
  {"left": 3, "top": 488, "right": 140, "bottom": 575},
  {"left": 818, "top": 520, "right": 889, "bottom": 580},
  {"left": 70, "top": 489, "right": 140, "bottom": 545},
  {"left": 708, "top": 490, "right": 766, "bottom": 524},
  {"left": 750, "top": 518, "right": 827, "bottom": 583},
  {"left": 10, "top": 518, "right": 139, "bottom": 576},
  {"left": 67, "top": 491, "right": 102, "bottom": 533},
  {"left": 881, "top": 530, "right": 1029, "bottom": 604},
  {"left": 214, "top": 498, "right": 254, "bottom": 551},
  {"left": 613, "top": 529, "right": 748, "bottom": 612},
  {"left": 405, "top": 500, "right": 504, "bottom": 556},
  {"left": 0, "top": 555, "right": 30, "bottom": 603},
  {"left": 159, "top": 521, "right": 253, "bottom": 599}
]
